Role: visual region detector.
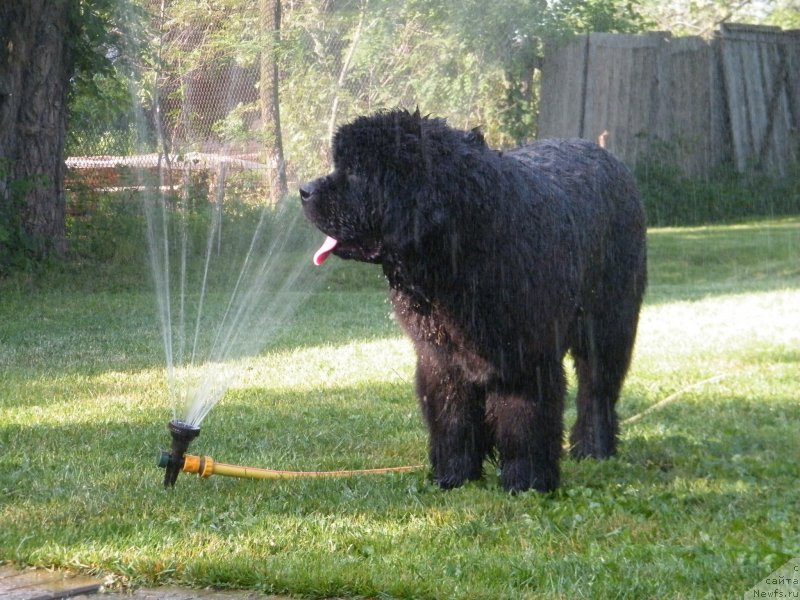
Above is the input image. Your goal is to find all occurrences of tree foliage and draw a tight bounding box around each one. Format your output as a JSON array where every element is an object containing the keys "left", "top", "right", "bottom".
[
  {"left": 764, "top": 0, "right": 800, "bottom": 29},
  {"left": 1, "top": 0, "right": 141, "bottom": 268},
  {"left": 638, "top": 0, "right": 800, "bottom": 36},
  {"left": 66, "top": 0, "right": 149, "bottom": 155},
  {"left": 273, "top": 0, "right": 647, "bottom": 177},
  {"left": 67, "top": 0, "right": 649, "bottom": 187}
]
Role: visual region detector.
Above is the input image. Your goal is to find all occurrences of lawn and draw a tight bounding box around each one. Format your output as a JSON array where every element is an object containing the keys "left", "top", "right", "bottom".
[{"left": 1, "top": 216, "right": 798, "bottom": 599}]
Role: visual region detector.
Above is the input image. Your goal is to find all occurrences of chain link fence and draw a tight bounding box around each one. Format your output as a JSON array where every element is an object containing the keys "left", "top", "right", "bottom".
[{"left": 65, "top": 0, "right": 540, "bottom": 205}]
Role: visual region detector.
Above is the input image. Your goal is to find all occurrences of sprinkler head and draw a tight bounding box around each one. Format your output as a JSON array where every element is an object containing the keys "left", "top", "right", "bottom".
[{"left": 161, "top": 419, "right": 201, "bottom": 488}]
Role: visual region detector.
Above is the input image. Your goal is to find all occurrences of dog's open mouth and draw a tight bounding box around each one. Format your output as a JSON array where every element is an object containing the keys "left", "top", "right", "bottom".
[
  {"left": 313, "top": 235, "right": 339, "bottom": 265},
  {"left": 312, "top": 235, "right": 382, "bottom": 265}
]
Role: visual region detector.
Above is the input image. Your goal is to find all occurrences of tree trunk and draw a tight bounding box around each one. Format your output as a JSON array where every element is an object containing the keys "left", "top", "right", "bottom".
[
  {"left": 0, "top": 1, "right": 72, "bottom": 262},
  {"left": 259, "top": 0, "right": 288, "bottom": 200}
]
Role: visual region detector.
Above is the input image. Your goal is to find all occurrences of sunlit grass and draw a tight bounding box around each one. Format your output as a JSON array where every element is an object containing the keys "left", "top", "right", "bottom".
[
  {"left": 1, "top": 218, "right": 799, "bottom": 599},
  {"left": 646, "top": 218, "right": 800, "bottom": 301}
]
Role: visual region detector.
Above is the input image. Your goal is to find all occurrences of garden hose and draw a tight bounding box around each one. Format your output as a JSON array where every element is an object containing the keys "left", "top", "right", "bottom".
[
  {"left": 159, "top": 418, "right": 423, "bottom": 486},
  {"left": 158, "top": 451, "right": 423, "bottom": 481}
]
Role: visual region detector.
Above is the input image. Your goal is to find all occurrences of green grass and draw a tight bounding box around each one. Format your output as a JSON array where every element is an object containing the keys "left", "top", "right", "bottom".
[{"left": 1, "top": 217, "right": 799, "bottom": 599}]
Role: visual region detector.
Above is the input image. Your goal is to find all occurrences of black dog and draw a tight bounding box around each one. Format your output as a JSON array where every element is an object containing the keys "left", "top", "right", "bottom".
[{"left": 300, "top": 109, "right": 646, "bottom": 492}]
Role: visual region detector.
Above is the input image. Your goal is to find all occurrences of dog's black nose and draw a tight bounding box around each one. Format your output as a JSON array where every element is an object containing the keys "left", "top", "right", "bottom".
[{"left": 299, "top": 182, "right": 315, "bottom": 202}]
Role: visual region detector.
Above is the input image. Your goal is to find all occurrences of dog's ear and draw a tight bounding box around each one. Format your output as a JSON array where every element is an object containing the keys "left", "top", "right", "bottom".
[
  {"left": 464, "top": 127, "right": 485, "bottom": 147},
  {"left": 381, "top": 182, "right": 446, "bottom": 259},
  {"left": 411, "top": 106, "right": 432, "bottom": 122}
]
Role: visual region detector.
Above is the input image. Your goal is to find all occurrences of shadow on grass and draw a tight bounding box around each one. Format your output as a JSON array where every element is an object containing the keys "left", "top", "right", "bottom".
[
  {"left": 3, "top": 377, "right": 795, "bottom": 504},
  {"left": 3, "top": 377, "right": 796, "bottom": 597},
  {"left": 2, "top": 220, "right": 798, "bottom": 388}
]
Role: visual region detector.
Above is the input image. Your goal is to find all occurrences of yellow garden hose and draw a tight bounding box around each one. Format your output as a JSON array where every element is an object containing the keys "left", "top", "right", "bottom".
[
  {"left": 172, "top": 452, "right": 423, "bottom": 480},
  {"left": 159, "top": 419, "right": 423, "bottom": 487}
]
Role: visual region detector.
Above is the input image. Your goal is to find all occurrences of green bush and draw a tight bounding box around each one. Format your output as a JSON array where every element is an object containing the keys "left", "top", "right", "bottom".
[
  {"left": 637, "top": 160, "right": 800, "bottom": 227},
  {"left": 60, "top": 185, "right": 325, "bottom": 293}
]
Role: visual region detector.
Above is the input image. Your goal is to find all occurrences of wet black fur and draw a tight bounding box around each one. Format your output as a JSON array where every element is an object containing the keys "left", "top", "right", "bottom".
[{"left": 300, "top": 109, "right": 647, "bottom": 493}]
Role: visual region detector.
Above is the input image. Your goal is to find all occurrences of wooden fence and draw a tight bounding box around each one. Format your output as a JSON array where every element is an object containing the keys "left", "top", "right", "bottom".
[{"left": 538, "top": 24, "right": 800, "bottom": 177}]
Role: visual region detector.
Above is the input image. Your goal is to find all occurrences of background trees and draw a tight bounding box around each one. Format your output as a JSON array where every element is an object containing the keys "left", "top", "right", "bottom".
[
  {"left": 639, "top": 0, "right": 800, "bottom": 36},
  {"left": 2, "top": 0, "right": 798, "bottom": 270},
  {"left": 121, "top": 0, "right": 647, "bottom": 183},
  {"left": 1, "top": 1, "right": 74, "bottom": 265},
  {"left": 0, "top": 0, "right": 142, "bottom": 269}
]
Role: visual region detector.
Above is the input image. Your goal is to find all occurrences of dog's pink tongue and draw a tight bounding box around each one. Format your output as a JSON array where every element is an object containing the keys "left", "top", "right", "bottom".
[{"left": 313, "top": 235, "right": 339, "bottom": 265}]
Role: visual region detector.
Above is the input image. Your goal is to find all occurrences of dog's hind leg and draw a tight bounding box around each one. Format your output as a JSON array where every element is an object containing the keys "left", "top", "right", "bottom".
[{"left": 569, "top": 304, "right": 639, "bottom": 459}]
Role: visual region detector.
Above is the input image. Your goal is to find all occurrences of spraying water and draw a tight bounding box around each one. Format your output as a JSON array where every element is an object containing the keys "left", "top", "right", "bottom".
[
  {"left": 103, "top": 2, "right": 350, "bottom": 488},
  {"left": 141, "top": 178, "right": 325, "bottom": 428},
  {"left": 127, "top": 86, "right": 327, "bottom": 435}
]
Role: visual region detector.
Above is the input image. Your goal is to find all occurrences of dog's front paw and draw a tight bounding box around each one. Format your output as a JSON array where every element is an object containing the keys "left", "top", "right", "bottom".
[{"left": 501, "top": 458, "right": 559, "bottom": 493}]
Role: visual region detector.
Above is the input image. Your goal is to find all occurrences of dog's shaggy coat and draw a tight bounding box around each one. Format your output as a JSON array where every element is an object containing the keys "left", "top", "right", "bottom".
[{"left": 301, "top": 110, "right": 646, "bottom": 492}]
